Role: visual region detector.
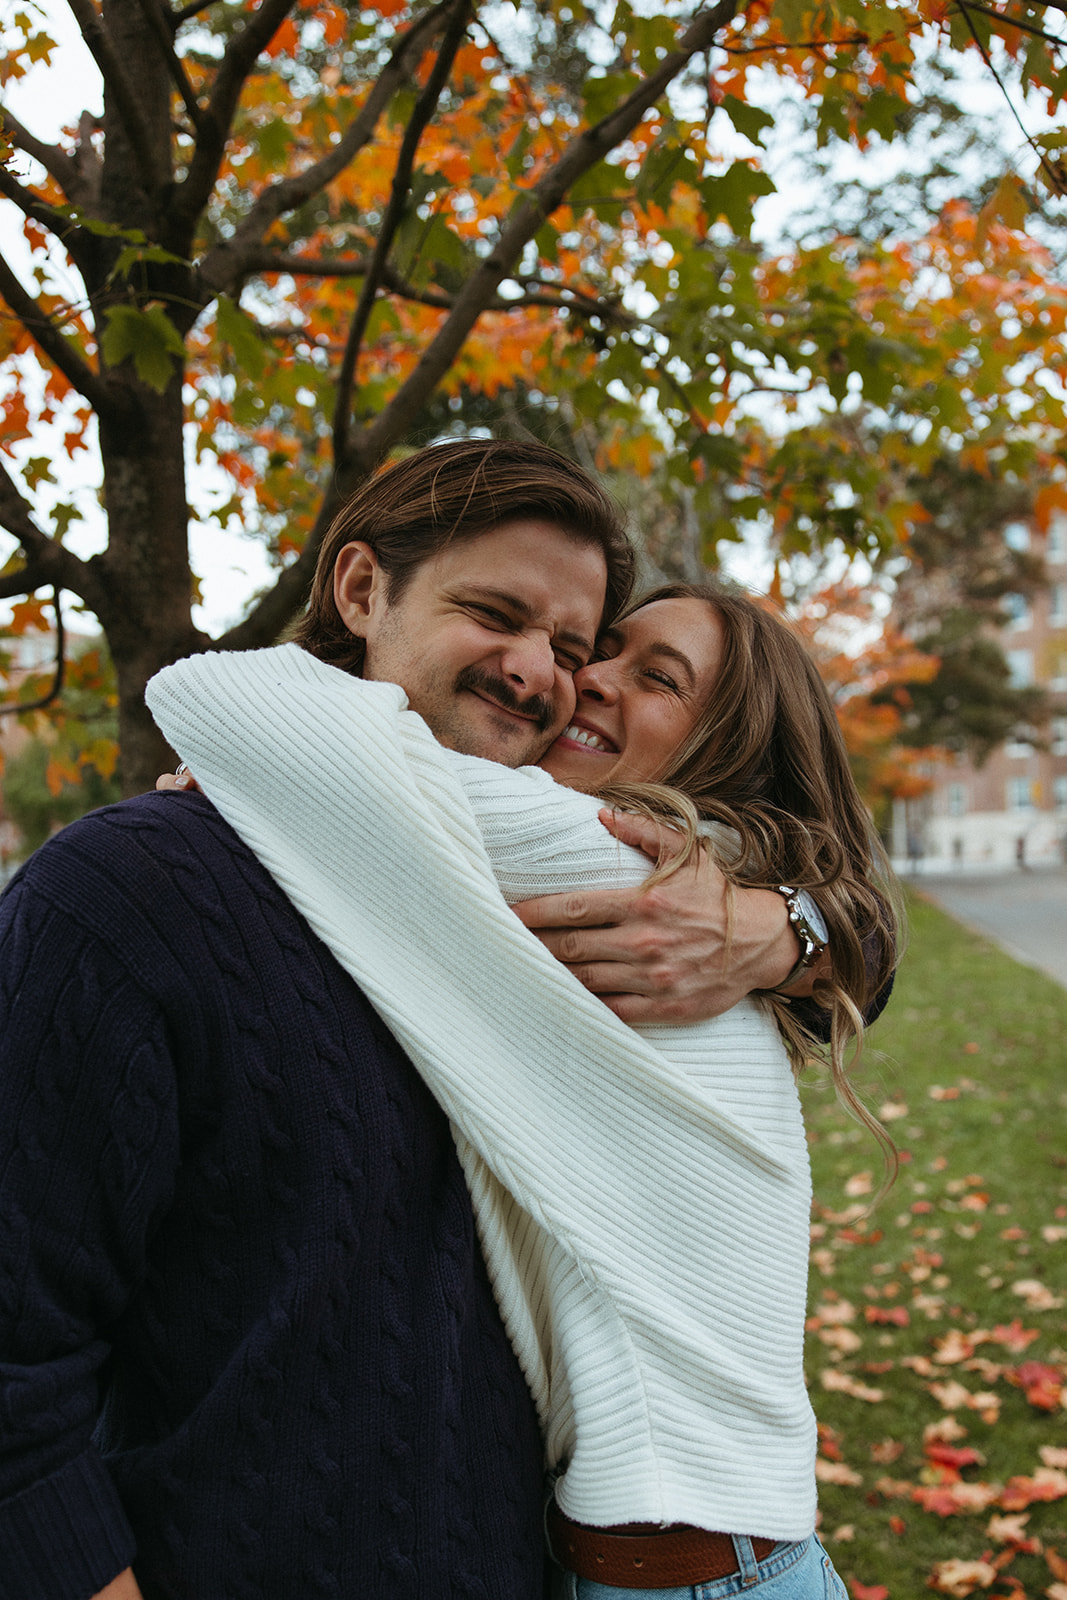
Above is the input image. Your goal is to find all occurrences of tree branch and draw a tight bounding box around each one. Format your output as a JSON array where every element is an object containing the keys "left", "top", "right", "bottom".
[
  {"left": 172, "top": 0, "right": 216, "bottom": 23},
  {"left": 194, "top": 1, "right": 453, "bottom": 292},
  {"left": 172, "top": 0, "right": 300, "bottom": 235},
  {"left": 0, "top": 465, "right": 94, "bottom": 601},
  {"left": 352, "top": 0, "right": 745, "bottom": 467},
  {"left": 0, "top": 108, "right": 86, "bottom": 204},
  {"left": 65, "top": 0, "right": 168, "bottom": 196},
  {"left": 0, "top": 251, "right": 114, "bottom": 414},
  {"left": 132, "top": 0, "right": 206, "bottom": 134},
  {"left": 0, "top": 166, "right": 82, "bottom": 244},
  {"left": 225, "top": 0, "right": 744, "bottom": 650},
  {"left": 957, "top": 1, "right": 1065, "bottom": 198},
  {"left": 0, "top": 589, "right": 65, "bottom": 717},
  {"left": 334, "top": 0, "right": 474, "bottom": 471},
  {"left": 953, "top": 1, "right": 1067, "bottom": 47}
]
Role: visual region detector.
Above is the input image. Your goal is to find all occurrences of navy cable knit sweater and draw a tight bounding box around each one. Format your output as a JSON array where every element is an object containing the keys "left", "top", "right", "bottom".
[{"left": 0, "top": 792, "right": 544, "bottom": 1600}]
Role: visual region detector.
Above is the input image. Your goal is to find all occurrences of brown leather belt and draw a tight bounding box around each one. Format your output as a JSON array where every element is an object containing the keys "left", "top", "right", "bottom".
[{"left": 546, "top": 1500, "right": 778, "bottom": 1588}]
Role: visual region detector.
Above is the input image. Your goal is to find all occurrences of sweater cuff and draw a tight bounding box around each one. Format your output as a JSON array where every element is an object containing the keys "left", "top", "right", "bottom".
[{"left": 0, "top": 1448, "right": 136, "bottom": 1600}]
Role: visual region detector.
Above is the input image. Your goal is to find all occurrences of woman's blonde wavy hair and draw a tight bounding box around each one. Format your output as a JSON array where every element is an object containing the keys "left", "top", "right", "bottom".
[{"left": 596, "top": 582, "right": 903, "bottom": 1192}]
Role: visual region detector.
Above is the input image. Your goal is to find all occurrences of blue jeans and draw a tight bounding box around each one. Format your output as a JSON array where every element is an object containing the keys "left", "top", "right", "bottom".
[{"left": 554, "top": 1534, "right": 848, "bottom": 1599}]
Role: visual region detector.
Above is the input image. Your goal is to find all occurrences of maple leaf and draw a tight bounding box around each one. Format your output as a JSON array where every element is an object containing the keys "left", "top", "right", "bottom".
[
  {"left": 849, "top": 1584, "right": 889, "bottom": 1600},
  {"left": 1040, "top": 1449, "right": 1067, "bottom": 1469},
  {"left": 926, "top": 1557, "right": 997, "bottom": 1595},
  {"left": 999, "top": 1469, "right": 1067, "bottom": 1511},
  {"left": 913, "top": 1481, "right": 1002, "bottom": 1517},
  {"left": 925, "top": 1444, "right": 985, "bottom": 1472},
  {"left": 985, "top": 1512, "right": 1032, "bottom": 1545},
  {"left": 934, "top": 1330, "right": 979, "bottom": 1365},
  {"left": 821, "top": 1369, "right": 884, "bottom": 1403},
  {"left": 1011, "top": 1280, "right": 1065, "bottom": 1312},
  {"left": 1005, "top": 1361, "right": 1064, "bottom": 1412},
  {"left": 816, "top": 1458, "right": 863, "bottom": 1486}
]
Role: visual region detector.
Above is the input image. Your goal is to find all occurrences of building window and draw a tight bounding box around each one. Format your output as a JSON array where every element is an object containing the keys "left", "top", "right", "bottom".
[
  {"left": 1055, "top": 775, "right": 1067, "bottom": 811},
  {"left": 1053, "top": 653, "right": 1067, "bottom": 693},
  {"left": 1053, "top": 717, "right": 1067, "bottom": 757},
  {"left": 1050, "top": 584, "right": 1067, "bottom": 628},
  {"left": 1003, "top": 592, "right": 1032, "bottom": 631},
  {"left": 1007, "top": 649, "right": 1034, "bottom": 688},
  {"left": 1049, "top": 515, "right": 1067, "bottom": 565},
  {"left": 947, "top": 783, "right": 967, "bottom": 816},
  {"left": 1005, "top": 736, "right": 1032, "bottom": 759},
  {"left": 1004, "top": 521, "right": 1031, "bottom": 552},
  {"left": 1008, "top": 777, "right": 1034, "bottom": 811}
]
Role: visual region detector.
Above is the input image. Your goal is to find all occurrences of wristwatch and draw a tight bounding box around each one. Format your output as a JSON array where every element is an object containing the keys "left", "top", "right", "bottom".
[{"left": 772, "top": 886, "right": 829, "bottom": 992}]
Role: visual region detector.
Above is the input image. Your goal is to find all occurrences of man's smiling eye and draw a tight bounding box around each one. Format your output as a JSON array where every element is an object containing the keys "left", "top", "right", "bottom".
[
  {"left": 553, "top": 647, "right": 587, "bottom": 674},
  {"left": 468, "top": 603, "right": 514, "bottom": 629}
]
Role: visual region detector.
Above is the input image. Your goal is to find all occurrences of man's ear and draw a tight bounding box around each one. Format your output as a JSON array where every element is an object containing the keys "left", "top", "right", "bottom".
[{"left": 334, "top": 542, "right": 388, "bottom": 638}]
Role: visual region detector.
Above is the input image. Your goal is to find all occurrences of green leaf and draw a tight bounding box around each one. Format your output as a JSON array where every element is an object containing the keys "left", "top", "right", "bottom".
[
  {"left": 700, "top": 163, "right": 776, "bottom": 236},
  {"left": 110, "top": 242, "right": 186, "bottom": 283},
  {"left": 583, "top": 71, "right": 641, "bottom": 127},
  {"left": 216, "top": 294, "right": 266, "bottom": 380},
  {"left": 100, "top": 303, "right": 185, "bottom": 392},
  {"left": 719, "top": 96, "right": 774, "bottom": 148},
  {"left": 51, "top": 501, "right": 83, "bottom": 540},
  {"left": 21, "top": 456, "right": 56, "bottom": 492}
]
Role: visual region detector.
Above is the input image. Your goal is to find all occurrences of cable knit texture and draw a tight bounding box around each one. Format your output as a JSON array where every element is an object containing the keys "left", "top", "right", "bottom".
[
  {"left": 0, "top": 791, "right": 544, "bottom": 1600},
  {"left": 148, "top": 645, "right": 818, "bottom": 1540}
]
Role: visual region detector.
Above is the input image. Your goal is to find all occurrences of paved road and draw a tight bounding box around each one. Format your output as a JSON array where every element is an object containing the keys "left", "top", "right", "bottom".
[{"left": 917, "top": 866, "right": 1067, "bottom": 991}]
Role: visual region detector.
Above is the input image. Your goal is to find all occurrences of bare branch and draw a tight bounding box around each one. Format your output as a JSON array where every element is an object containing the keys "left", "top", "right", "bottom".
[
  {"left": 132, "top": 0, "right": 206, "bottom": 134},
  {"left": 352, "top": 0, "right": 745, "bottom": 467},
  {"left": 172, "top": 0, "right": 300, "bottom": 234},
  {"left": 0, "top": 589, "right": 65, "bottom": 718},
  {"left": 0, "top": 108, "right": 86, "bottom": 204},
  {"left": 0, "top": 166, "right": 81, "bottom": 243},
  {"left": 957, "top": 1, "right": 1065, "bottom": 198},
  {"left": 334, "top": 0, "right": 474, "bottom": 471},
  {"left": 952, "top": 1, "right": 1067, "bottom": 47},
  {"left": 65, "top": 0, "right": 168, "bottom": 195},
  {"left": 0, "top": 465, "right": 91, "bottom": 594},
  {"left": 237, "top": 250, "right": 635, "bottom": 327},
  {"left": 195, "top": 1, "right": 452, "bottom": 292},
  {"left": 173, "top": 0, "right": 226, "bottom": 27},
  {"left": 0, "top": 251, "right": 114, "bottom": 414}
]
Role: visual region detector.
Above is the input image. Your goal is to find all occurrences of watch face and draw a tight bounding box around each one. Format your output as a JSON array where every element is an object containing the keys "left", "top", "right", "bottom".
[{"left": 795, "top": 890, "right": 829, "bottom": 946}]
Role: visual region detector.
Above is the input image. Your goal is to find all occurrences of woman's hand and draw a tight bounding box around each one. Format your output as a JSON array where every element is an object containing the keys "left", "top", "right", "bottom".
[
  {"left": 155, "top": 767, "right": 201, "bottom": 793},
  {"left": 513, "top": 809, "right": 806, "bottom": 1024}
]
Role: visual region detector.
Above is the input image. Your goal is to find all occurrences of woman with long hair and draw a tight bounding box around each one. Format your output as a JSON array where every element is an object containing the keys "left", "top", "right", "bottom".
[{"left": 149, "top": 579, "right": 898, "bottom": 1600}]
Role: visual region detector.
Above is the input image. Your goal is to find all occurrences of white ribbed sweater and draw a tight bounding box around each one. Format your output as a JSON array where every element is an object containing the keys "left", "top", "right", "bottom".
[{"left": 147, "top": 644, "right": 817, "bottom": 1539}]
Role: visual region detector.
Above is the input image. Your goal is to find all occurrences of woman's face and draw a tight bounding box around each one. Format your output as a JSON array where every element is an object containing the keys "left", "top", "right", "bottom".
[{"left": 538, "top": 597, "right": 725, "bottom": 789}]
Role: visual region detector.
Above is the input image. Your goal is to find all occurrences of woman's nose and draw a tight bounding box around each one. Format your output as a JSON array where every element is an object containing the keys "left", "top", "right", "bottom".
[{"left": 573, "top": 658, "right": 619, "bottom": 702}]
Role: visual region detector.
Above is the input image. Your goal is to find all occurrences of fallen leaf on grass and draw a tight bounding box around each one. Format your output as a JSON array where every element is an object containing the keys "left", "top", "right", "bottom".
[
  {"left": 990, "top": 1321, "right": 1039, "bottom": 1354},
  {"left": 822, "top": 1369, "right": 884, "bottom": 1402},
  {"left": 1041, "top": 1225, "right": 1067, "bottom": 1243},
  {"left": 925, "top": 1417, "right": 970, "bottom": 1443},
  {"left": 986, "top": 1512, "right": 1032, "bottom": 1544},
  {"left": 999, "top": 1468, "right": 1067, "bottom": 1511},
  {"left": 820, "top": 1327, "right": 864, "bottom": 1354},
  {"left": 1005, "top": 1361, "right": 1064, "bottom": 1411},
  {"left": 846, "top": 1171, "right": 873, "bottom": 1197},
  {"left": 866, "top": 1305, "right": 910, "bottom": 1327},
  {"left": 879, "top": 1100, "right": 908, "bottom": 1121},
  {"left": 1045, "top": 1585, "right": 1067, "bottom": 1600},
  {"left": 929, "top": 1380, "right": 1000, "bottom": 1420},
  {"left": 928, "top": 1086, "right": 961, "bottom": 1101},
  {"left": 889, "top": 1515, "right": 906, "bottom": 1535},
  {"left": 913, "top": 1481, "right": 1002, "bottom": 1516},
  {"left": 816, "top": 1458, "right": 863, "bottom": 1486},
  {"left": 873, "top": 1476, "right": 914, "bottom": 1499},
  {"left": 871, "top": 1439, "right": 905, "bottom": 1463},
  {"left": 1045, "top": 1546, "right": 1067, "bottom": 1581},
  {"left": 829, "top": 1524, "right": 855, "bottom": 1541},
  {"left": 815, "top": 1298, "right": 858, "bottom": 1324},
  {"left": 849, "top": 1583, "right": 889, "bottom": 1600},
  {"left": 925, "top": 1443, "right": 985, "bottom": 1471},
  {"left": 1011, "top": 1279, "right": 1065, "bottom": 1312},
  {"left": 934, "top": 1330, "right": 981, "bottom": 1364},
  {"left": 927, "top": 1556, "right": 996, "bottom": 1595},
  {"left": 1040, "top": 1448, "right": 1067, "bottom": 1468}
]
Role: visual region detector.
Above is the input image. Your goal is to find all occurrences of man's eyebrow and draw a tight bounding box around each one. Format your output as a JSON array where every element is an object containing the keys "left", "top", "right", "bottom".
[{"left": 460, "top": 586, "right": 595, "bottom": 658}]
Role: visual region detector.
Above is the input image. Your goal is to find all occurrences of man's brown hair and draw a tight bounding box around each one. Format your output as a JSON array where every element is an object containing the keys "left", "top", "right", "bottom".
[{"left": 294, "top": 439, "right": 634, "bottom": 675}]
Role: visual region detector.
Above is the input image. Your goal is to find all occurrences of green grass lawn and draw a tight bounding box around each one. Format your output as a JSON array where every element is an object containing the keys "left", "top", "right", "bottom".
[{"left": 802, "top": 890, "right": 1067, "bottom": 1600}]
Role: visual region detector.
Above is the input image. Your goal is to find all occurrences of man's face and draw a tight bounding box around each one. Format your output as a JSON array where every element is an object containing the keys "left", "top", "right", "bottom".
[{"left": 335, "top": 520, "right": 608, "bottom": 766}]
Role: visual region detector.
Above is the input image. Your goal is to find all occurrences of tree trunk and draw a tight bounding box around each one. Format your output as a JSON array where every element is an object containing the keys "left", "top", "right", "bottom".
[{"left": 96, "top": 380, "right": 205, "bottom": 796}]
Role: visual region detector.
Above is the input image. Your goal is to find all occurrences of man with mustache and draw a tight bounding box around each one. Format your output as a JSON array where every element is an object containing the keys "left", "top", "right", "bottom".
[{"left": 0, "top": 441, "right": 831, "bottom": 1600}]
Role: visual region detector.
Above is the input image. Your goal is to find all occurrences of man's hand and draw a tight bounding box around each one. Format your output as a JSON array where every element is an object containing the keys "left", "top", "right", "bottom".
[
  {"left": 93, "top": 1569, "right": 144, "bottom": 1600},
  {"left": 513, "top": 809, "right": 809, "bottom": 1025}
]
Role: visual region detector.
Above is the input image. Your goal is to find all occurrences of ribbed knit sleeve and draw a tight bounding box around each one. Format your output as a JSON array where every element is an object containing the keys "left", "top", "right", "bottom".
[{"left": 148, "top": 646, "right": 817, "bottom": 1539}]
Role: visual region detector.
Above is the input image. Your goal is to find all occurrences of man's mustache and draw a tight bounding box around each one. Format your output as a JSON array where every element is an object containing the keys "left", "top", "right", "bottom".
[{"left": 454, "top": 666, "right": 554, "bottom": 733}]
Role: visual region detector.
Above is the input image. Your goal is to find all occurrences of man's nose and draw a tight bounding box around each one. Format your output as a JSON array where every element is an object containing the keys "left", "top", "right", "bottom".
[{"left": 498, "top": 633, "right": 557, "bottom": 697}]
